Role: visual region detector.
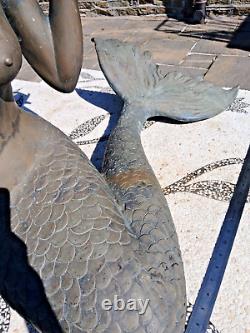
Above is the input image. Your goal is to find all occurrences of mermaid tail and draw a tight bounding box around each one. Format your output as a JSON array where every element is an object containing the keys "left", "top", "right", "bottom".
[
  {"left": 94, "top": 38, "right": 238, "bottom": 122},
  {"left": 93, "top": 38, "right": 238, "bottom": 333}
]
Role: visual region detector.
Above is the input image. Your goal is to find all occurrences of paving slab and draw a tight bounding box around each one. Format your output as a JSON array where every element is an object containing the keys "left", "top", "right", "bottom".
[
  {"left": 179, "top": 53, "right": 216, "bottom": 68},
  {"left": 192, "top": 38, "right": 250, "bottom": 56},
  {"left": 82, "top": 55, "right": 100, "bottom": 70},
  {"left": 91, "top": 30, "right": 155, "bottom": 45},
  {"left": 16, "top": 57, "right": 41, "bottom": 83},
  {"left": 222, "top": 44, "right": 250, "bottom": 55},
  {"left": 208, "top": 14, "right": 248, "bottom": 26},
  {"left": 181, "top": 28, "right": 235, "bottom": 43},
  {"left": 83, "top": 38, "right": 96, "bottom": 58},
  {"left": 143, "top": 38, "right": 196, "bottom": 64},
  {"left": 179, "top": 16, "right": 238, "bottom": 42},
  {"left": 2, "top": 70, "right": 249, "bottom": 333},
  {"left": 235, "top": 15, "right": 250, "bottom": 32},
  {"left": 154, "top": 18, "right": 187, "bottom": 33},
  {"left": 205, "top": 55, "right": 250, "bottom": 89},
  {"left": 13, "top": 16, "right": 250, "bottom": 91},
  {"left": 186, "top": 19, "right": 238, "bottom": 33},
  {"left": 82, "top": 17, "right": 131, "bottom": 35},
  {"left": 82, "top": 16, "right": 167, "bottom": 35},
  {"left": 121, "top": 17, "right": 167, "bottom": 31}
]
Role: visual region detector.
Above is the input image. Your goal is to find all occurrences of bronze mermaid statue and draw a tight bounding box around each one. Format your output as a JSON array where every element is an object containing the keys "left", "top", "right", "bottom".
[{"left": 0, "top": 1, "right": 238, "bottom": 332}]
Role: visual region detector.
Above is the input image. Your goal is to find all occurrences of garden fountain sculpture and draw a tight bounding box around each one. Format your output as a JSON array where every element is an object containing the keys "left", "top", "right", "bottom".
[{"left": 0, "top": 1, "right": 238, "bottom": 332}]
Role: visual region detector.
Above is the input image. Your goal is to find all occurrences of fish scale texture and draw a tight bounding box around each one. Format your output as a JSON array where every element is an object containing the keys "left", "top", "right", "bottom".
[
  {"left": 103, "top": 124, "right": 186, "bottom": 332},
  {"left": 5, "top": 122, "right": 186, "bottom": 333}
]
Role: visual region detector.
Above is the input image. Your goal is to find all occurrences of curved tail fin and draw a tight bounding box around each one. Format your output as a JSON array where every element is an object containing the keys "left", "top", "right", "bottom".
[{"left": 93, "top": 38, "right": 238, "bottom": 122}]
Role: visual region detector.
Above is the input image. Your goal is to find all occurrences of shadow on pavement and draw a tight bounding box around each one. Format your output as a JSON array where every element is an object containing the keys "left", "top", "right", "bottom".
[
  {"left": 76, "top": 88, "right": 123, "bottom": 171},
  {"left": 228, "top": 15, "right": 250, "bottom": 51},
  {"left": 179, "top": 28, "right": 234, "bottom": 42},
  {"left": 75, "top": 88, "right": 123, "bottom": 114},
  {"left": 13, "top": 91, "right": 37, "bottom": 115},
  {"left": 155, "top": 15, "right": 250, "bottom": 49}
]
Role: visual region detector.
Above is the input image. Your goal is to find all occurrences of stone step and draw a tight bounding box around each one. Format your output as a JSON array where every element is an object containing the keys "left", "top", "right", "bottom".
[
  {"left": 207, "top": 3, "right": 250, "bottom": 15},
  {"left": 38, "top": 0, "right": 250, "bottom": 16},
  {"left": 87, "top": 4, "right": 167, "bottom": 16},
  {"left": 38, "top": 1, "right": 177, "bottom": 16},
  {"left": 208, "top": 0, "right": 250, "bottom": 4}
]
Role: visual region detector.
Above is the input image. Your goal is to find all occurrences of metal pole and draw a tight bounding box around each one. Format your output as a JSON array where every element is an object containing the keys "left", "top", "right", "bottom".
[
  {"left": 0, "top": 188, "right": 10, "bottom": 236},
  {"left": 193, "top": 0, "right": 207, "bottom": 23},
  {"left": 184, "top": 0, "right": 207, "bottom": 24},
  {"left": 185, "top": 145, "right": 250, "bottom": 333}
]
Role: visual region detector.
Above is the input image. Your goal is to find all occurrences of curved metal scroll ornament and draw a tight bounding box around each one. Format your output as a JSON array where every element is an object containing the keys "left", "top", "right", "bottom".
[{"left": 0, "top": 2, "right": 238, "bottom": 332}]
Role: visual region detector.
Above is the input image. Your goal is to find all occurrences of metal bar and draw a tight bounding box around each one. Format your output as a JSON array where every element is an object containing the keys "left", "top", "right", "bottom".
[
  {"left": 0, "top": 188, "right": 11, "bottom": 286},
  {"left": 193, "top": 0, "right": 207, "bottom": 23},
  {"left": 185, "top": 145, "right": 250, "bottom": 333},
  {"left": 0, "top": 188, "right": 10, "bottom": 235},
  {"left": 184, "top": 0, "right": 207, "bottom": 24}
]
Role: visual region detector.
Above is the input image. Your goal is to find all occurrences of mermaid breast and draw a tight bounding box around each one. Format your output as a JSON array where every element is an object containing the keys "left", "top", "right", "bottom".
[{"left": 0, "top": 4, "right": 22, "bottom": 86}]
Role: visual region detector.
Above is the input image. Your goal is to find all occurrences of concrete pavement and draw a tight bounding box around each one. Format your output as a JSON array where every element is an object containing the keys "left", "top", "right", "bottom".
[{"left": 18, "top": 14, "right": 250, "bottom": 89}]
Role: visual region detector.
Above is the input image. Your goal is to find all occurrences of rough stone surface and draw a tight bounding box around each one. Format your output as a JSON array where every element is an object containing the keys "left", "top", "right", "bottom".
[
  {"left": 143, "top": 38, "right": 196, "bottom": 64},
  {"left": 192, "top": 38, "right": 250, "bottom": 55},
  {"left": 205, "top": 55, "right": 250, "bottom": 89},
  {"left": 38, "top": 0, "right": 181, "bottom": 17},
  {"left": 38, "top": 0, "right": 250, "bottom": 16},
  {"left": 207, "top": 4, "right": 250, "bottom": 15},
  {"left": 179, "top": 53, "right": 216, "bottom": 68}
]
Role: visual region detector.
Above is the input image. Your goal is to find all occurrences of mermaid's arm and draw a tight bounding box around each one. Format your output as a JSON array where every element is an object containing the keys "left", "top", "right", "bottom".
[{"left": 2, "top": 0, "right": 83, "bottom": 92}]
